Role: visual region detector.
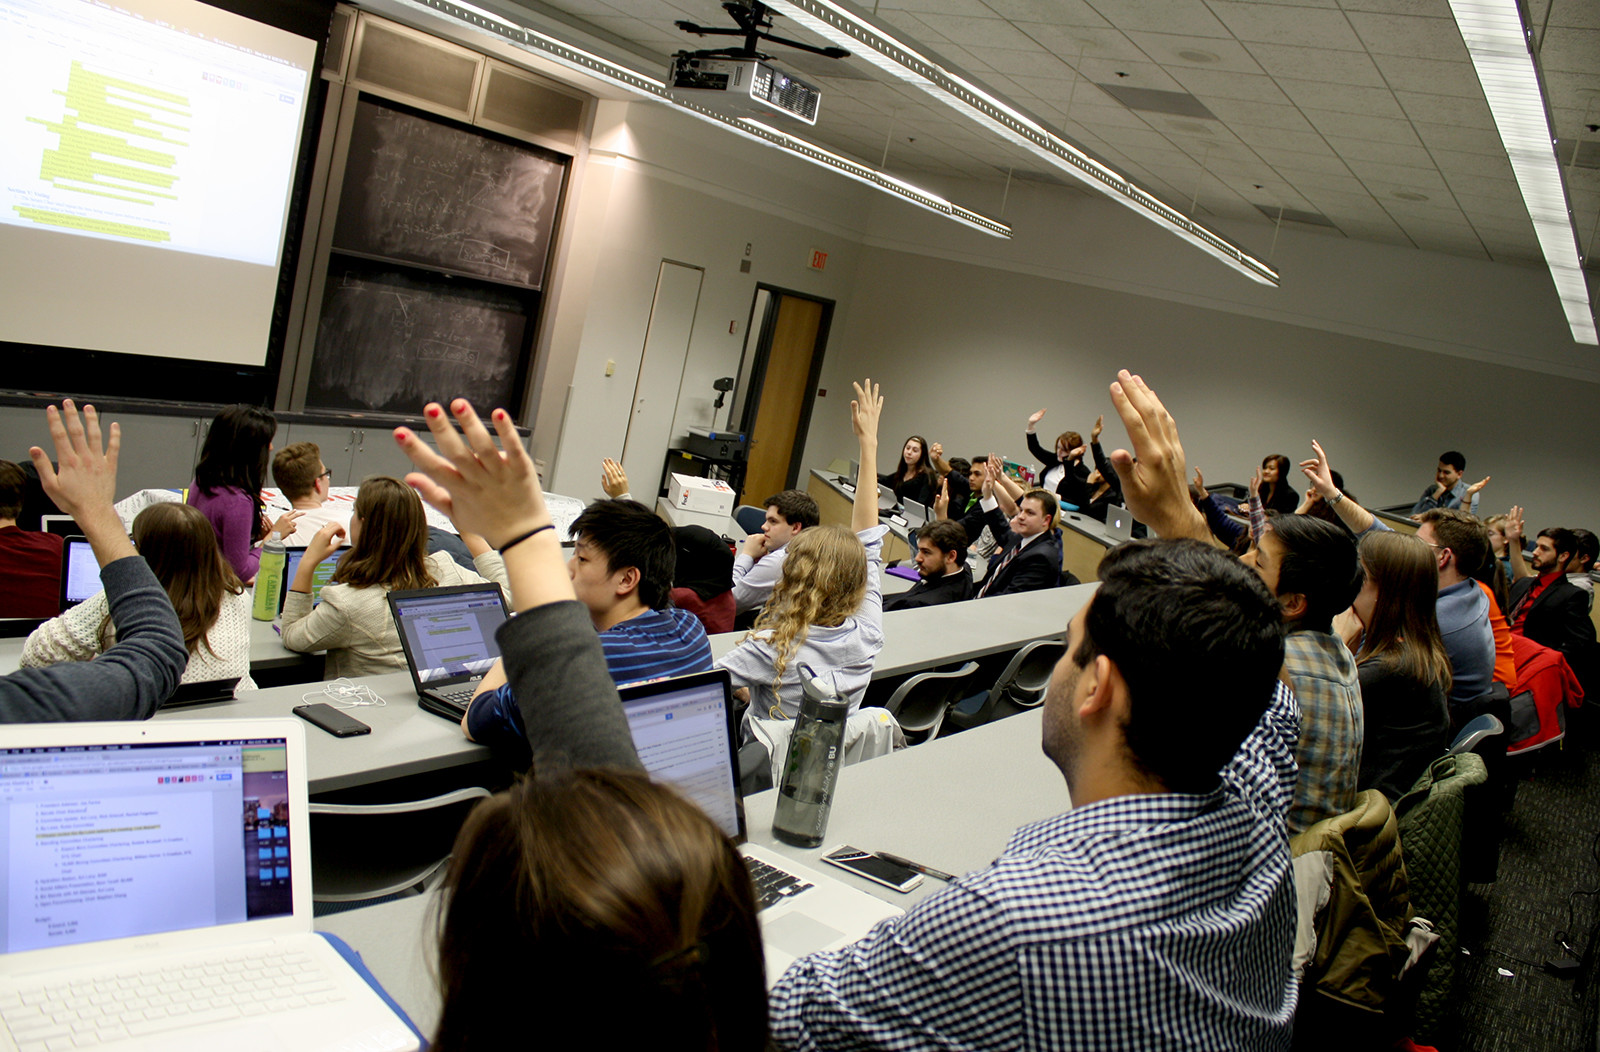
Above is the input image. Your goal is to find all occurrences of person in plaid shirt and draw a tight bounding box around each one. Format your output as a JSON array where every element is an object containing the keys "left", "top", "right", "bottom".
[
  {"left": 1242, "top": 514, "right": 1365, "bottom": 835},
  {"left": 770, "top": 372, "right": 1300, "bottom": 1050}
]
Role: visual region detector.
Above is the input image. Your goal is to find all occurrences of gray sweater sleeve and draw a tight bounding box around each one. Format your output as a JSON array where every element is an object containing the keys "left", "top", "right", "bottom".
[
  {"left": 0, "top": 556, "right": 187, "bottom": 723},
  {"left": 495, "top": 600, "right": 643, "bottom": 772}
]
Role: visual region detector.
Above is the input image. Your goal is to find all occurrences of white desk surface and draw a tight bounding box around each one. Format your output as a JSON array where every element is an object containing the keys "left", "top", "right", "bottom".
[
  {"left": 317, "top": 708, "right": 1067, "bottom": 1036},
  {"left": 0, "top": 617, "right": 313, "bottom": 677}
]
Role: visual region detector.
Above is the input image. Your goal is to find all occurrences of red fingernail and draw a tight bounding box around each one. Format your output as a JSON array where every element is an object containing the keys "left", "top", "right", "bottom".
[{"left": 427, "top": 406, "right": 441, "bottom": 418}]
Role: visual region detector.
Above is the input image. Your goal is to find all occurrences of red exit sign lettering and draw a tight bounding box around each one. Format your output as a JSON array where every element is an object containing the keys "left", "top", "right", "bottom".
[{"left": 808, "top": 248, "right": 828, "bottom": 271}]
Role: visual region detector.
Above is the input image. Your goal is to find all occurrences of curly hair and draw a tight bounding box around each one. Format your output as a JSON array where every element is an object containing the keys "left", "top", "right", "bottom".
[{"left": 746, "top": 525, "right": 866, "bottom": 696}]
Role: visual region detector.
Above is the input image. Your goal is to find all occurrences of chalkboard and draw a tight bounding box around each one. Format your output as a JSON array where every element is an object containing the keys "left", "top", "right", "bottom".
[
  {"left": 333, "top": 97, "right": 565, "bottom": 288},
  {"left": 307, "top": 265, "right": 527, "bottom": 414}
]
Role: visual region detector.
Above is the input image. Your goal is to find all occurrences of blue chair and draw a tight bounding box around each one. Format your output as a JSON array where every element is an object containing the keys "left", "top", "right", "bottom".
[{"left": 733, "top": 505, "right": 766, "bottom": 535}]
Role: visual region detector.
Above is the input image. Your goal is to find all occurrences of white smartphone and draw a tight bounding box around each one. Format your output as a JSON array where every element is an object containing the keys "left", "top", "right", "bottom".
[{"left": 820, "top": 846, "right": 924, "bottom": 893}]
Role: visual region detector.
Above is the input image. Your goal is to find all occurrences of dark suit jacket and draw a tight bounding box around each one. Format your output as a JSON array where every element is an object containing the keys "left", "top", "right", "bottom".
[
  {"left": 959, "top": 505, "right": 1074, "bottom": 597},
  {"left": 884, "top": 565, "right": 974, "bottom": 611},
  {"left": 1508, "top": 573, "right": 1596, "bottom": 653}
]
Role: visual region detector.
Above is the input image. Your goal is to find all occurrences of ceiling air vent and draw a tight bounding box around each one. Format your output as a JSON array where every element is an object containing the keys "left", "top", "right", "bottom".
[{"left": 1096, "top": 85, "right": 1217, "bottom": 120}]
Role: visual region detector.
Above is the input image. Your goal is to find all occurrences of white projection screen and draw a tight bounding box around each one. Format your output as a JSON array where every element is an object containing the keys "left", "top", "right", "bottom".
[{"left": 0, "top": 0, "right": 317, "bottom": 367}]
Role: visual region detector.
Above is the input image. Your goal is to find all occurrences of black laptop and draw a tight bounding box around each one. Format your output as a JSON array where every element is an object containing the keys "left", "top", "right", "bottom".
[{"left": 387, "top": 583, "right": 510, "bottom": 721}]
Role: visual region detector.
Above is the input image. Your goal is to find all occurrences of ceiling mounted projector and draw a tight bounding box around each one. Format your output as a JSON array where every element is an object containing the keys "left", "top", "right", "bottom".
[{"left": 667, "top": 54, "right": 821, "bottom": 124}]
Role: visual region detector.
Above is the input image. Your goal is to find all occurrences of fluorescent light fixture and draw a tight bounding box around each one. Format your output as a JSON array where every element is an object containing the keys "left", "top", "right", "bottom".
[
  {"left": 405, "top": 0, "right": 1009, "bottom": 238},
  {"left": 1448, "top": 0, "right": 1596, "bottom": 344},
  {"left": 768, "top": 0, "right": 1280, "bottom": 287}
]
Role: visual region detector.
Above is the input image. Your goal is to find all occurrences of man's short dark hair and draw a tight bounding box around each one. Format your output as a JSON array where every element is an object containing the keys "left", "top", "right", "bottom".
[
  {"left": 920, "top": 519, "right": 968, "bottom": 562},
  {"left": 1270, "top": 515, "right": 1362, "bottom": 634},
  {"left": 1539, "top": 527, "right": 1578, "bottom": 562},
  {"left": 0, "top": 460, "right": 23, "bottom": 522},
  {"left": 763, "top": 490, "right": 819, "bottom": 530},
  {"left": 1022, "top": 488, "right": 1058, "bottom": 522},
  {"left": 948, "top": 457, "right": 971, "bottom": 477},
  {"left": 1439, "top": 450, "right": 1465, "bottom": 472},
  {"left": 971, "top": 455, "right": 988, "bottom": 467},
  {"left": 1417, "top": 508, "right": 1490, "bottom": 578},
  {"left": 1571, "top": 528, "right": 1597, "bottom": 571},
  {"left": 1073, "top": 540, "right": 1285, "bottom": 794},
  {"left": 569, "top": 499, "right": 676, "bottom": 609}
]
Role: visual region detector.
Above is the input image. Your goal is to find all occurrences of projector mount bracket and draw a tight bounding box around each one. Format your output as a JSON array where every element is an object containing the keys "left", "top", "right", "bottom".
[{"left": 674, "top": 2, "right": 849, "bottom": 62}]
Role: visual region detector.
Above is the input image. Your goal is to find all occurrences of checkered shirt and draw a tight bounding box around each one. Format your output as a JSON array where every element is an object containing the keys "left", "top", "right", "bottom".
[
  {"left": 768, "top": 681, "right": 1301, "bottom": 1051},
  {"left": 1283, "top": 630, "right": 1363, "bottom": 836}
]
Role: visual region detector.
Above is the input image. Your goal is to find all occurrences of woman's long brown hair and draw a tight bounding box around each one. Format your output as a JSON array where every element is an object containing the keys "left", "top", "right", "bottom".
[
  {"left": 129, "top": 502, "right": 243, "bottom": 657},
  {"left": 1356, "top": 531, "right": 1453, "bottom": 692},
  {"left": 331, "top": 477, "right": 436, "bottom": 592}
]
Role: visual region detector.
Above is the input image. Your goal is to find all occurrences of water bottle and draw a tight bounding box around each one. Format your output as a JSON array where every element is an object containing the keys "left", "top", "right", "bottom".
[
  {"left": 252, "top": 532, "right": 286, "bottom": 622},
  {"left": 771, "top": 665, "right": 850, "bottom": 848}
]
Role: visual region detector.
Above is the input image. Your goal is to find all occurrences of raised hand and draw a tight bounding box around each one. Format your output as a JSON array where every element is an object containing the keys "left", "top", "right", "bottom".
[
  {"left": 929, "top": 441, "right": 943, "bottom": 462},
  {"left": 934, "top": 476, "right": 950, "bottom": 519},
  {"left": 1505, "top": 505, "right": 1524, "bottom": 544},
  {"left": 1068, "top": 445, "right": 1088, "bottom": 463},
  {"left": 304, "top": 520, "right": 346, "bottom": 565},
  {"left": 30, "top": 400, "right": 133, "bottom": 566},
  {"left": 1465, "top": 475, "right": 1491, "bottom": 498},
  {"left": 1193, "top": 466, "right": 1206, "bottom": 494},
  {"left": 1248, "top": 467, "right": 1261, "bottom": 499},
  {"left": 269, "top": 509, "right": 304, "bottom": 539},
  {"left": 1106, "top": 371, "right": 1210, "bottom": 543},
  {"left": 1090, "top": 413, "right": 1104, "bottom": 444},
  {"left": 1298, "top": 440, "right": 1337, "bottom": 499},
  {"left": 395, "top": 400, "right": 548, "bottom": 549},
  {"left": 1027, "top": 408, "right": 1046, "bottom": 431},
  {"left": 851, "top": 378, "right": 882, "bottom": 444},
  {"left": 600, "top": 457, "right": 629, "bottom": 498}
]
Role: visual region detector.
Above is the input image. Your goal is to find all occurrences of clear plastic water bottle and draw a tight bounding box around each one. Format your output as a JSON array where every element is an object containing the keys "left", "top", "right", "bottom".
[
  {"left": 772, "top": 665, "right": 850, "bottom": 848},
  {"left": 252, "top": 532, "right": 286, "bottom": 622}
]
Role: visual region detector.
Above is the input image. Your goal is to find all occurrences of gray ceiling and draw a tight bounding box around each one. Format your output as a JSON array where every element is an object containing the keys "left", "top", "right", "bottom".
[{"left": 503, "top": 0, "right": 1600, "bottom": 272}]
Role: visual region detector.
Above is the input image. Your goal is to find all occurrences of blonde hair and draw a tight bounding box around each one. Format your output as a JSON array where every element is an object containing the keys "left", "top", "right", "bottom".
[{"left": 745, "top": 525, "right": 867, "bottom": 697}]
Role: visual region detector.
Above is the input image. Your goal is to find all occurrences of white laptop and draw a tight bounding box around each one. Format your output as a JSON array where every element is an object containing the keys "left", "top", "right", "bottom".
[
  {"left": 616, "top": 670, "right": 904, "bottom": 984},
  {"left": 0, "top": 719, "right": 420, "bottom": 1052},
  {"left": 1104, "top": 504, "right": 1136, "bottom": 542},
  {"left": 902, "top": 499, "right": 929, "bottom": 528}
]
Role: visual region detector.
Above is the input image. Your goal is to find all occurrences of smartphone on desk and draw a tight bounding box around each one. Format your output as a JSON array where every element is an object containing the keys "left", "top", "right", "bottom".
[
  {"left": 821, "top": 846, "right": 923, "bottom": 893},
  {"left": 293, "top": 703, "right": 371, "bottom": 738}
]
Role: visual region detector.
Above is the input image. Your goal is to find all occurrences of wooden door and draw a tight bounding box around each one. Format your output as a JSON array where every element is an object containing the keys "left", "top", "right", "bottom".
[{"left": 740, "top": 294, "right": 824, "bottom": 504}]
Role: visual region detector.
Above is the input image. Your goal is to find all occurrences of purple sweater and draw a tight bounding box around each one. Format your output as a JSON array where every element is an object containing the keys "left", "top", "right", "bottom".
[{"left": 189, "top": 484, "right": 261, "bottom": 580}]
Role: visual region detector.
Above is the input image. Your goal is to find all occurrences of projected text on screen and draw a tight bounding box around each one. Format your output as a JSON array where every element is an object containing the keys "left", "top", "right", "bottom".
[{"left": 1, "top": 0, "right": 311, "bottom": 265}]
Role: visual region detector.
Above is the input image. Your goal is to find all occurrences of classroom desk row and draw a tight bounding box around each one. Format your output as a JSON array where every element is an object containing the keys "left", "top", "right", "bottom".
[
  {"left": 0, "top": 618, "right": 317, "bottom": 678},
  {"left": 316, "top": 705, "right": 1068, "bottom": 1036},
  {"left": 143, "top": 582, "right": 1093, "bottom": 796}
]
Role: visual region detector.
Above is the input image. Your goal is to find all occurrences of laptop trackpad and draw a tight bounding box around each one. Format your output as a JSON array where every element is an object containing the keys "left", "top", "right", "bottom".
[{"left": 764, "top": 912, "right": 846, "bottom": 956}]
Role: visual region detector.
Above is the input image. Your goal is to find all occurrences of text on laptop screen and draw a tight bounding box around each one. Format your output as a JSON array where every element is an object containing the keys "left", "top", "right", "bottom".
[
  {"left": 63, "top": 539, "right": 101, "bottom": 604},
  {"left": 623, "top": 680, "right": 741, "bottom": 840},
  {"left": 393, "top": 592, "right": 504, "bottom": 684},
  {"left": 0, "top": 739, "right": 292, "bottom": 953},
  {"left": 282, "top": 548, "right": 345, "bottom": 606}
]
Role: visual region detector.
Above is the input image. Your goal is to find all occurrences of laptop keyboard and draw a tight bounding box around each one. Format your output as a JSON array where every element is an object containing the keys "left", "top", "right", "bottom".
[
  {"left": 746, "top": 855, "right": 814, "bottom": 911},
  {"left": 0, "top": 947, "right": 347, "bottom": 1050},
  {"left": 427, "top": 683, "right": 479, "bottom": 712}
]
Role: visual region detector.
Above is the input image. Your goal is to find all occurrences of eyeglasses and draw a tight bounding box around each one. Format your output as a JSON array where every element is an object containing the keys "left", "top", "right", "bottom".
[{"left": 316, "top": 469, "right": 333, "bottom": 481}]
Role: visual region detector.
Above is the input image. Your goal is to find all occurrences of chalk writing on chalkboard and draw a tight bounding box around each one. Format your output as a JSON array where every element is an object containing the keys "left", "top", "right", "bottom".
[
  {"left": 307, "top": 265, "right": 528, "bottom": 414},
  {"left": 333, "top": 97, "right": 565, "bottom": 288}
]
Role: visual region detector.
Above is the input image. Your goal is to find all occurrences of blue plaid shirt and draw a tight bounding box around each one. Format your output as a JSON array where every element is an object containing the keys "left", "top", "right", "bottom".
[{"left": 769, "top": 681, "right": 1300, "bottom": 1050}]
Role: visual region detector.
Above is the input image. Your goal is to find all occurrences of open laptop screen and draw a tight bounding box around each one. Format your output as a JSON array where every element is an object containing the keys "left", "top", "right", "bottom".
[
  {"left": 60, "top": 537, "right": 101, "bottom": 608},
  {"left": 390, "top": 587, "right": 505, "bottom": 685},
  {"left": 0, "top": 738, "right": 293, "bottom": 954},
  {"left": 619, "top": 673, "right": 743, "bottom": 841},
  {"left": 281, "top": 547, "right": 346, "bottom": 607}
]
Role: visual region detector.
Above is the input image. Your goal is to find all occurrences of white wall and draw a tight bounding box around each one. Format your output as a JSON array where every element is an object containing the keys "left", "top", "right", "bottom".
[{"left": 803, "top": 246, "right": 1600, "bottom": 533}]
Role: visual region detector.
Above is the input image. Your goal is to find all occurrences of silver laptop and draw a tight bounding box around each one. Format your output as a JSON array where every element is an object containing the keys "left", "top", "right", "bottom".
[
  {"left": 876, "top": 483, "right": 897, "bottom": 511},
  {"left": 388, "top": 583, "right": 510, "bottom": 722},
  {"left": 903, "top": 499, "right": 929, "bottom": 528},
  {"left": 1105, "top": 504, "right": 1135, "bottom": 542},
  {"left": 616, "top": 670, "right": 903, "bottom": 983},
  {"left": 0, "top": 719, "right": 419, "bottom": 1052}
]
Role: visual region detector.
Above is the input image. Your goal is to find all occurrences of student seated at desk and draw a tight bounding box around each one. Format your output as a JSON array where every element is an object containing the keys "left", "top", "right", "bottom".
[
  {"left": 3, "top": 401, "right": 187, "bottom": 722},
  {"left": 22, "top": 502, "right": 255, "bottom": 694},
  {"left": 462, "top": 498, "right": 712, "bottom": 752},
  {"left": 884, "top": 518, "right": 972, "bottom": 611},
  {"left": 280, "top": 477, "right": 506, "bottom": 678},
  {"left": 733, "top": 489, "right": 819, "bottom": 616},
  {"left": 391, "top": 399, "right": 768, "bottom": 1051},
  {"left": 0, "top": 458, "right": 61, "bottom": 618},
  {"left": 717, "top": 379, "right": 887, "bottom": 721},
  {"left": 270, "top": 441, "right": 346, "bottom": 545},
  {"left": 672, "top": 523, "right": 736, "bottom": 634},
  {"left": 945, "top": 459, "right": 1074, "bottom": 598},
  {"left": 188, "top": 405, "right": 301, "bottom": 583}
]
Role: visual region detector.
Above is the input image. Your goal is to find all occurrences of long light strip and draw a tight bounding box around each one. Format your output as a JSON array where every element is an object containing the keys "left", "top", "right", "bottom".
[
  {"left": 768, "top": 0, "right": 1280, "bottom": 287},
  {"left": 1447, "top": 0, "right": 1597, "bottom": 344},
  {"left": 406, "top": 0, "right": 1011, "bottom": 237}
]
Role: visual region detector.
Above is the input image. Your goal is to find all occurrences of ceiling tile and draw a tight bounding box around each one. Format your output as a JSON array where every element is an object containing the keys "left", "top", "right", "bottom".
[
  {"left": 1349, "top": 159, "right": 1450, "bottom": 189},
  {"left": 1453, "top": 194, "right": 1534, "bottom": 222},
  {"left": 1412, "top": 122, "right": 1505, "bottom": 156},
  {"left": 1082, "top": 0, "right": 1233, "bottom": 36},
  {"left": 1079, "top": 59, "right": 1187, "bottom": 90},
  {"left": 1317, "top": 136, "right": 1435, "bottom": 168},
  {"left": 1169, "top": 67, "right": 1293, "bottom": 103},
  {"left": 1335, "top": 0, "right": 1453, "bottom": 13},
  {"left": 1542, "top": 29, "right": 1600, "bottom": 75},
  {"left": 982, "top": 0, "right": 1111, "bottom": 25},
  {"left": 1368, "top": 52, "right": 1483, "bottom": 98},
  {"left": 1395, "top": 91, "right": 1495, "bottom": 128},
  {"left": 912, "top": 13, "right": 1040, "bottom": 48},
  {"left": 1121, "top": 31, "right": 1264, "bottom": 73},
  {"left": 1302, "top": 108, "right": 1421, "bottom": 143},
  {"left": 1206, "top": 1, "right": 1366, "bottom": 48},
  {"left": 963, "top": 46, "right": 1078, "bottom": 77},
  {"left": 1242, "top": 41, "right": 1385, "bottom": 85},
  {"left": 874, "top": 0, "right": 993, "bottom": 14},
  {"left": 1235, "top": 126, "right": 1339, "bottom": 154},
  {"left": 1016, "top": 22, "right": 1146, "bottom": 60},
  {"left": 1344, "top": 12, "right": 1468, "bottom": 58},
  {"left": 1535, "top": 0, "right": 1600, "bottom": 28},
  {"left": 1273, "top": 168, "right": 1370, "bottom": 193},
  {"left": 1276, "top": 79, "right": 1407, "bottom": 118},
  {"left": 1440, "top": 170, "right": 1518, "bottom": 199},
  {"left": 1201, "top": 97, "right": 1315, "bottom": 130},
  {"left": 1252, "top": 145, "right": 1351, "bottom": 170}
]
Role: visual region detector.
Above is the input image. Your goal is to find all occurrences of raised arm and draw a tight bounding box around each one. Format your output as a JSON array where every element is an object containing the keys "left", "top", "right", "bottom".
[
  {"left": 1505, "top": 506, "right": 1532, "bottom": 580},
  {"left": 851, "top": 379, "right": 881, "bottom": 534},
  {"left": 1298, "top": 440, "right": 1378, "bottom": 535},
  {"left": 1105, "top": 371, "right": 1216, "bottom": 544},
  {"left": 989, "top": 455, "right": 1022, "bottom": 517},
  {"left": 397, "top": 401, "right": 639, "bottom": 771}
]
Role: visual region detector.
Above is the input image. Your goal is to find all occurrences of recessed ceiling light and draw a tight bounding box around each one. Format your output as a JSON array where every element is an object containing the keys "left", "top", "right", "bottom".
[
  {"left": 1394, "top": 190, "right": 1430, "bottom": 201},
  {"left": 1178, "top": 50, "right": 1220, "bottom": 64}
]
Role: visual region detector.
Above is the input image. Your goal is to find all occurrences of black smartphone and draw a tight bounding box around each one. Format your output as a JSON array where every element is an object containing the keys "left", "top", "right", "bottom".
[
  {"left": 820, "top": 846, "right": 924, "bottom": 893},
  {"left": 292, "top": 703, "right": 371, "bottom": 737}
]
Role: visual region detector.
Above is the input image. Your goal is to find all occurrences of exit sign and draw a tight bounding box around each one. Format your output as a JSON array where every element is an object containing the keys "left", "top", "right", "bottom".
[{"left": 808, "top": 248, "right": 828, "bottom": 271}]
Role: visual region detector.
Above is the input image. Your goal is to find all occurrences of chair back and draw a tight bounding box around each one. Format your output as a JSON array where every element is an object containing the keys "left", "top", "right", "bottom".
[
  {"left": 882, "top": 661, "right": 981, "bottom": 743},
  {"left": 1447, "top": 713, "right": 1503, "bottom": 756},
  {"left": 733, "top": 505, "right": 767, "bottom": 535},
  {"left": 309, "top": 786, "right": 491, "bottom": 904},
  {"left": 947, "top": 639, "right": 1065, "bottom": 732}
]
